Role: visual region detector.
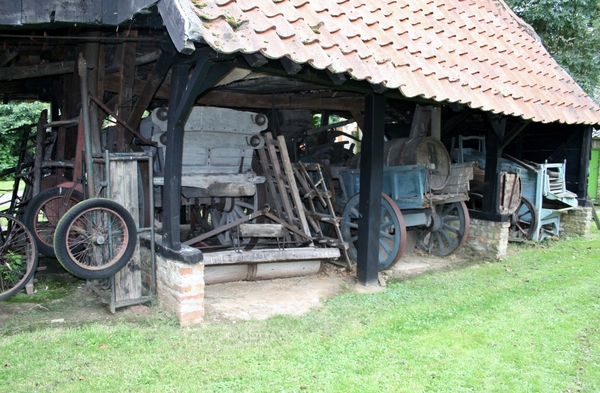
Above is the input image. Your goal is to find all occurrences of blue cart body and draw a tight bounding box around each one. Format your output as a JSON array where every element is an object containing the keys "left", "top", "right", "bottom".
[
  {"left": 332, "top": 162, "right": 473, "bottom": 228},
  {"left": 453, "top": 136, "right": 578, "bottom": 241}
]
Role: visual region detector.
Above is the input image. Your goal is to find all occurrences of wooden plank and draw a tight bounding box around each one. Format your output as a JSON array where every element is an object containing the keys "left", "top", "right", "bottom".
[
  {"left": 33, "top": 110, "right": 48, "bottom": 195},
  {"left": 0, "top": 61, "right": 75, "bottom": 80},
  {"left": 103, "top": 78, "right": 364, "bottom": 113},
  {"left": 277, "top": 135, "right": 313, "bottom": 241},
  {"left": 125, "top": 50, "right": 173, "bottom": 145},
  {"left": 115, "top": 28, "right": 138, "bottom": 151},
  {"left": 109, "top": 160, "right": 142, "bottom": 302},
  {"left": 96, "top": 42, "right": 105, "bottom": 128},
  {"left": 239, "top": 223, "right": 284, "bottom": 238},
  {"left": 198, "top": 90, "right": 364, "bottom": 112},
  {"left": 258, "top": 146, "right": 285, "bottom": 225},
  {"left": 350, "top": 109, "right": 365, "bottom": 132},
  {"left": 202, "top": 247, "right": 340, "bottom": 265},
  {"left": 102, "top": 74, "right": 171, "bottom": 99},
  {"left": 264, "top": 135, "right": 301, "bottom": 243},
  {"left": 105, "top": 51, "right": 161, "bottom": 74}
]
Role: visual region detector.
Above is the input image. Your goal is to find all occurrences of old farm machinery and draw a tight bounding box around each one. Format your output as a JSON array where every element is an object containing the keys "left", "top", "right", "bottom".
[
  {"left": 2, "top": 100, "right": 477, "bottom": 301},
  {"left": 328, "top": 136, "right": 474, "bottom": 271},
  {"left": 140, "top": 106, "right": 316, "bottom": 250},
  {"left": 453, "top": 135, "right": 578, "bottom": 241}
]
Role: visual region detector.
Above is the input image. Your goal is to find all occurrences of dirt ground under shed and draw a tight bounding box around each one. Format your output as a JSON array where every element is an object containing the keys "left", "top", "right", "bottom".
[{"left": 0, "top": 251, "right": 478, "bottom": 334}]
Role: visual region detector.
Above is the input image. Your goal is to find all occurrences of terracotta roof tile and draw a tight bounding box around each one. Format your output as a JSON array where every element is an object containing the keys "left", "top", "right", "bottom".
[{"left": 182, "top": 0, "right": 600, "bottom": 125}]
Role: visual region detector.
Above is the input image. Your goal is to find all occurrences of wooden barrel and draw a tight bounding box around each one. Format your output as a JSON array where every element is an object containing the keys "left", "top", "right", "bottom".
[{"left": 384, "top": 137, "right": 451, "bottom": 190}]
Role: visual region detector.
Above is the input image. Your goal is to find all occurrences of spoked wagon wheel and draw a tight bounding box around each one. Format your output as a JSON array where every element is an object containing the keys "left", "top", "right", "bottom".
[
  {"left": 341, "top": 193, "right": 407, "bottom": 271},
  {"left": 0, "top": 214, "right": 38, "bottom": 300},
  {"left": 208, "top": 184, "right": 266, "bottom": 249},
  {"left": 53, "top": 198, "right": 137, "bottom": 280},
  {"left": 509, "top": 196, "right": 537, "bottom": 241},
  {"left": 417, "top": 201, "right": 470, "bottom": 257},
  {"left": 23, "top": 186, "right": 84, "bottom": 257}
]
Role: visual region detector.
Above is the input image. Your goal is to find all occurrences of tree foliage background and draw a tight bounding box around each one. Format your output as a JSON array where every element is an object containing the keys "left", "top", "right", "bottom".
[
  {"left": 506, "top": 0, "right": 600, "bottom": 100},
  {"left": 0, "top": 102, "right": 49, "bottom": 179}
]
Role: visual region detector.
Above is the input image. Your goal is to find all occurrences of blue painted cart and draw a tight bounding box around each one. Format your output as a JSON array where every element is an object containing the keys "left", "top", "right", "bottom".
[
  {"left": 453, "top": 136, "right": 578, "bottom": 241},
  {"left": 331, "top": 161, "right": 474, "bottom": 271}
]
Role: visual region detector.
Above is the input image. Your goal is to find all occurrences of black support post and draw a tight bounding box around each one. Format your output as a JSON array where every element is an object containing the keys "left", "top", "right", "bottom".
[
  {"left": 162, "top": 53, "right": 234, "bottom": 250},
  {"left": 356, "top": 93, "right": 385, "bottom": 286},
  {"left": 481, "top": 115, "right": 506, "bottom": 216},
  {"left": 578, "top": 125, "right": 593, "bottom": 204},
  {"left": 162, "top": 62, "right": 190, "bottom": 250}
]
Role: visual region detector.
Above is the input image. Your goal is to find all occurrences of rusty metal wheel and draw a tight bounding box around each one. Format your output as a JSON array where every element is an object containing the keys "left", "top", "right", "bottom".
[
  {"left": 0, "top": 214, "right": 38, "bottom": 300},
  {"left": 53, "top": 198, "right": 137, "bottom": 280},
  {"left": 23, "top": 186, "right": 83, "bottom": 257}
]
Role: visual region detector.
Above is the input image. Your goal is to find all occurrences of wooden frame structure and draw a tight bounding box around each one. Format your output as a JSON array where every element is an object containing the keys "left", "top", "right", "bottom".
[{"left": 0, "top": 1, "right": 596, "bottom": 286}]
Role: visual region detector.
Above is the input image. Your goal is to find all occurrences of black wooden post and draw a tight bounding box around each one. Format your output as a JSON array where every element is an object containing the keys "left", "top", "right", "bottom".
[
  {"left": 482, "top": 115, "right": 506, "bottom": 215},
  {"left": 356, "top": 93, "right": 385, "bottom": 286},
  {"left": 578, "top": 125, "right": 593, "bottom": 204},
  {"left": 162, "top": 62, "right": 190, "bottom": 250},
  {"left": 162, "top": 53, "right": 234, "bottom": 250}
]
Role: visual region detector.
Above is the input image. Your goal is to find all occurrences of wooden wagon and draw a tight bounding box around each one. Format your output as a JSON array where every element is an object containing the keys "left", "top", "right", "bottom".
[{"left": 329, "top": 137, "right": 475, "bottom": 271}]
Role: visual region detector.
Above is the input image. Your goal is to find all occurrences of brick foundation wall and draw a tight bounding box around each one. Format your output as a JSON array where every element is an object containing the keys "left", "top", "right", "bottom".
[
  {"left": 461, "top": 218, "right": 509, "bottom": 259},
  {"left": 561, "top": 207, "right": 592, "bottom": 239},
  {"left": 140, "top": 234, "right": 205, "bottom": 326}
]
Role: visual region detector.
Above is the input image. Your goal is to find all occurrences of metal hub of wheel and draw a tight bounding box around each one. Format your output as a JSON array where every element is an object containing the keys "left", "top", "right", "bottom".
[{"left": 429, "top": 211, "right": 443, "bottom": 232}]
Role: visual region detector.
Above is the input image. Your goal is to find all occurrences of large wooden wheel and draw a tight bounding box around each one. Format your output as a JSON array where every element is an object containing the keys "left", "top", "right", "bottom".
[
  {"left": 509, "top": 196, "right": 537, "bottom": 241},
  {"left": 417, "top": 201, "right": 470, "bottom": 256},
  {"left": 341, "top": 193, "right": 406, "bottom": 271},
  {"left": 208, "top": 184, "right": 266, "bottom": 249}
]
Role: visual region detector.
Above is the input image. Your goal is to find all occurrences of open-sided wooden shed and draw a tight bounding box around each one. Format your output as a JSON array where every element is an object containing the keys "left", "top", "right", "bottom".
[{"left": 1, "top": 0, "right": 600, "bottom": 297}]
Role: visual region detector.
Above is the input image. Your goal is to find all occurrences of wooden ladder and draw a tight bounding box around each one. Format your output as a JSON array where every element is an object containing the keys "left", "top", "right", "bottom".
[
  {"left": 257, "top": 133, "right": 313, "bottom": 246},
  {"left": 294, "top": 160, "right": 350, "bottom": 266}
]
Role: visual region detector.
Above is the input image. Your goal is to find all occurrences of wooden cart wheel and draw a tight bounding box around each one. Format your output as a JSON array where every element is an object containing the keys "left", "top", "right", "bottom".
[
  {"left": 23, "top": 186, "right": 83, "bottom": 257},
  {"left": 509, "top": 196, "right": 537, "bottom": 241},
  {"left": 208, "top": 183, "right": 266, "bottom": 250},
  {"left": 417, "top": 201, "right": 470, "bottom": 257},
  {"left": 0, "top": 214, "right": 38, "bottom": 300},
  {"left": 341, "top": 193, "right": 407, "bottom": 271},
  {"left": 53, "top": 198, "right": 137, "bottom": 280}
]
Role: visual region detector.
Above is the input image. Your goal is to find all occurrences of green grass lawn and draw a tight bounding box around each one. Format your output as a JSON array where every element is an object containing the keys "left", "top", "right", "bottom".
[{"left": 1, "top": 231, "right": 599, "bottom": 392}]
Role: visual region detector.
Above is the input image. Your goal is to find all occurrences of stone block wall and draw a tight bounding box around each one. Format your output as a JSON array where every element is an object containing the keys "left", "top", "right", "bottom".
[
  {"left": 461, "top": 218, "right": 510, "bottom": 259},
  {"left": 561, "top": 207, "right": 592, "bottom": 239},
  {"left": 140, "top": 234, "right": 205, "bottom": 326}
]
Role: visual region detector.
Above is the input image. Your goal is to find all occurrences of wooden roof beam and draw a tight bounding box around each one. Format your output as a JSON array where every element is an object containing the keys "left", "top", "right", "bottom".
[{"left": 0, "top": 61, "right": 75, "bottom": 80}]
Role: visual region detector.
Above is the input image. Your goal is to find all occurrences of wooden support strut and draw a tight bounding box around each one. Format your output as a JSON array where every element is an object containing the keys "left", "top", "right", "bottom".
[
  {"left": 182, "top": 208, "right": 312, "bottom": 247},
  {"left": 162, "top": 53, "right": 234, "bottom": 250},
  {"left": 89, "top": 95, "right": 156, "bottom": 146},
  {"left": 115, "top": 28, "right": 138, "bottom": 152},
  {"left": 356, "top": 94, "right": 386, "bottom": 286},
  {"left": 481, "top": 114, "right": 506, "bottom": 217}
]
